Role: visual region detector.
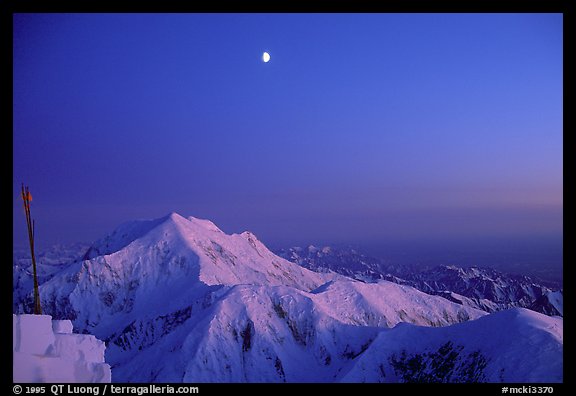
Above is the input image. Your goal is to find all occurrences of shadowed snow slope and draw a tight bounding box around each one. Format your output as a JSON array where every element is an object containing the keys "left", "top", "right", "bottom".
[
  {"left": 14, "top": 213, "right": 562, "bottom": 382},
  {"left": 340, "top": 308, "right": 562, "bottom": 383}
]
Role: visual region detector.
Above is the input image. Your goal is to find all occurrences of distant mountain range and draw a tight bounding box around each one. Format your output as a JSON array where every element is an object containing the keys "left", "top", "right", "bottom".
[
  {"left": 277, "top": 245, "right": 563, "bottom": 317},
  {"left": 13, "top": 213, "right": 563, "bottom": 382}
]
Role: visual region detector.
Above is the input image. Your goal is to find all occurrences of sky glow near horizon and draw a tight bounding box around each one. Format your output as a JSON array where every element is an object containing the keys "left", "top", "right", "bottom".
[{"left": 13, "top": 13, "right": 562, "bottom": 250}]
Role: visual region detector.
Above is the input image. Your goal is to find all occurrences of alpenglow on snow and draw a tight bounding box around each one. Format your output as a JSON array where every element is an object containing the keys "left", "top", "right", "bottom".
[{"left": 14, "top": 213, "right": 563, "bottom": 382}]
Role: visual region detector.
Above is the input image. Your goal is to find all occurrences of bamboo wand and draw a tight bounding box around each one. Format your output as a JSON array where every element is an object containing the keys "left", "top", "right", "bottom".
[{"left": 21, "top": 183, "right": 42, "bottom": 315}]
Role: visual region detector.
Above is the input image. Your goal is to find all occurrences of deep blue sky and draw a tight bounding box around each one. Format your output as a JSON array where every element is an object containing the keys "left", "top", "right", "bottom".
[{"left": 13, "top": 13, "right": 562, "bottom": 251}]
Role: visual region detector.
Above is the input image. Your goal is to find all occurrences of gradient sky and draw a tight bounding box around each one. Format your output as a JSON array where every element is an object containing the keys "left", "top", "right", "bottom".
[{"left": 13, "top": 13, "right": 563, "bottom": 249}]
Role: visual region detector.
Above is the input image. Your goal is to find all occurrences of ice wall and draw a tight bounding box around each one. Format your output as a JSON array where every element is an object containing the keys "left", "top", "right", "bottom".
[{"left": 13, "top": 314, "right": 111, "bottom": 383}]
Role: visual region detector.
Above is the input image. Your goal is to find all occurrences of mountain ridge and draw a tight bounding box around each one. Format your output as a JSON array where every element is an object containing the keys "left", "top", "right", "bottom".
[
  {"left": 13, "top": 212, "right": 562, "bottom": 382},
  {"left": 278, "top": 245, "right": 563, "bottom": 317}
]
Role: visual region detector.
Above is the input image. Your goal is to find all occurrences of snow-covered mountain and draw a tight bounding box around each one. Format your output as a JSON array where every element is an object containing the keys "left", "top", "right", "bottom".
[
  {"left": 13, "top": 213, "right": 562, "bottom": 382},
  {"left": 276, "top": 245, "right": 410, "bottom": 281},
  {"left": 340, "top": 308, "right": 563, "bottom": 383},
  {"left": 278, "top": 245, "right": 563, "bottom": 317},
  {"left": 109, "top": 279, "right": 488, "bottom": 382},
  {"left": 398, "top": 265, "right": 563, "bottom": 317}
]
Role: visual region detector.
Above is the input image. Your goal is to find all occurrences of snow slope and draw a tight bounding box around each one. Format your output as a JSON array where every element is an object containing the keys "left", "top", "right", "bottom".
[
  {"left": 340, "top": 308, "right": 562, "bottom": 383},
  {"left": 13, "top": 213, "right": 563, "bottom": 382},
  {"left": 108, "top": 280, "right": 484, "bottom": 382}
]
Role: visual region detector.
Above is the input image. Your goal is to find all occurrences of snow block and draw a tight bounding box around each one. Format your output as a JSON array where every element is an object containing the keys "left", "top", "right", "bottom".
[
  {"left": 52, "top": 320, "right": 73, "bottom": 334},
  {"left": 16, "top": 314, "right": 55, "bottom": 355},
  {"left": 53, "top": 333, "right": 106, "bottom": 363},
  {"left": 14, "top": 354, "right": 111, "bottom": 383},
  {"left": 13, "top": 314, "right": 111, "bottom": 383}
]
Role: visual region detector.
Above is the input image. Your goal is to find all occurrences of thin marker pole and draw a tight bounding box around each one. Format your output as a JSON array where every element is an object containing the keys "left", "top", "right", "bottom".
[{"left": 21, "top": 183, "right": 42, "bottom": 315}]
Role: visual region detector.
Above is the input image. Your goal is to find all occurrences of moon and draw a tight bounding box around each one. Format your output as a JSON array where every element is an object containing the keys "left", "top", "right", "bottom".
[{"left": 262, "top": 52, "right": 270, "bottom": 63}]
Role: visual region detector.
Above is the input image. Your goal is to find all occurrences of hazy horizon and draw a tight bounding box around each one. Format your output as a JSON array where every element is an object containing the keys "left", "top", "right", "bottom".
[{"left": 13, "top": 210, "right": 563, "bottom": 284}]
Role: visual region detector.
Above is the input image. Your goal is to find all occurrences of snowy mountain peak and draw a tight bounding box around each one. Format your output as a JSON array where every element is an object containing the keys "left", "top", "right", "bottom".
[
  {"left": 32, "top": 213, "right": 330, "bottom": 338},
  {"left": 112, "top": 213, "right": 327, "bottom": 289},
  {"left": 82, "top": 212, "right": 224, "bottom": 260},
  {"left": 82, "top": 215, "right": 167, "bottom": 259},
  {"left": 186, "top": 215, "right": 224, "bottom": 233},
  {"left": 14, "top": 214, "right": 562, "bottom": 383}
]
